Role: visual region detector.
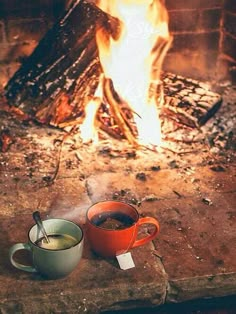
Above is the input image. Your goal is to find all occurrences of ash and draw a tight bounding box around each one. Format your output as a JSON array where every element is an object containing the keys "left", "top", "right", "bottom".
[{"left": 0, "top": 78, "right": 235, "bottom": 187}]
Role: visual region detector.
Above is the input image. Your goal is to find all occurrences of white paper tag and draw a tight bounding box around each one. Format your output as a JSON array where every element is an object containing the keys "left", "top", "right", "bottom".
[{"left": 116, "top": 252, "right": 135, "bottom": 270}]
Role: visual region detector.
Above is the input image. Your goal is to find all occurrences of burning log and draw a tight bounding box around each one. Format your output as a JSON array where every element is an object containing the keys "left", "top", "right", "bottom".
[
  {"left": 3, "top": 0, "right": 222, "bottom": 146},
  {"left": 103, "top": 77, "right": 139, "bottom": 147},
  {"left": 4, "top": 0, "right": 111, "bottom": 121}
]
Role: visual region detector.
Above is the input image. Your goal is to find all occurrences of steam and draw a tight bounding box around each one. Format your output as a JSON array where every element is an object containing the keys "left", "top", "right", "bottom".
[{"left": 48, "top": 198, "right": 91, "bottom": 224}]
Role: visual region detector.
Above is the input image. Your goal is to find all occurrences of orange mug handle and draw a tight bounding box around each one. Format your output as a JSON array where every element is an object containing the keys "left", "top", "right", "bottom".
[{"left": 132, "top": 217, "right": 160, "bottom": 248}]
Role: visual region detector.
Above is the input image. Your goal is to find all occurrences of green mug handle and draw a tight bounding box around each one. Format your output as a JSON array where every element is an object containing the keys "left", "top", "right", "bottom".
[
  {"left": 9, "top": 243, "right": 37, "bottom": 273},
  {"left": 132, "top": 217, "right": 160, "bottom": 248}
]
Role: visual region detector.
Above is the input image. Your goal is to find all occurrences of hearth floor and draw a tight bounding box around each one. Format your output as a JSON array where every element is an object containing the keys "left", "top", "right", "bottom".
[{"left": 0, "top": 86, "right": 236, "bottom": 313}]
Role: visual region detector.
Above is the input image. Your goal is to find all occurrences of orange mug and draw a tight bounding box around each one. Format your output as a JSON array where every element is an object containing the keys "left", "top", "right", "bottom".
[{"left": 86, "top": 200, "right": 160, "bottom": 258}]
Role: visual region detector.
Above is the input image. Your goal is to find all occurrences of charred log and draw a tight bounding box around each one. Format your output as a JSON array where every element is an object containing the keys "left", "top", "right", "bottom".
[
  {"left": 161, "top": 73, "right": 223, "bottom": 128},
  {"left": 5, "top": 0, "right": 118, "bottom": 120}
]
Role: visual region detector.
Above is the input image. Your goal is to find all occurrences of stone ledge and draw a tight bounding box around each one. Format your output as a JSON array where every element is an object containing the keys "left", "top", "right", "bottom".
[{"left": 0, "top": 213, "right": 167, "bottom": 313}]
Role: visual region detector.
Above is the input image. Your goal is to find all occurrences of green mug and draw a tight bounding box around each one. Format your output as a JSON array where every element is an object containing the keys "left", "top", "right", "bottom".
[{"left": 9, "top": 218, "right": 84, "bottom": 279}]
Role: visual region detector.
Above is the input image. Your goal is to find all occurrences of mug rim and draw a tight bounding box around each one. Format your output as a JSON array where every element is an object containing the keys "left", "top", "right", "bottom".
[
  {"left": 86, "top": 200, "right": 139, "bottom": 231},
  {"left": 28, "top": 218, "right": 84, "bottom": 251}
]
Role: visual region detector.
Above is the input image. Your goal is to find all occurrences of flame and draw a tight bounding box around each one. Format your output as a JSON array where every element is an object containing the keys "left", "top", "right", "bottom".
[
  {"left": 80, "top": 82, "right": 103, "bottom": 143},
  {"left": 80, "top": 97, "right": 100, "bottom": 143},
  {"left": 81, "top": 0, "right": 172, "bottom": 146}
]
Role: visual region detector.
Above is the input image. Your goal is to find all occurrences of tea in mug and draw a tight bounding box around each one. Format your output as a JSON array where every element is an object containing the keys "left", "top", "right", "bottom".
[
  {"left": 35, "top": 234, "right": 78, "bottom": 250},
  {"left": 91, "top": 211, "right": 135, "bottom": 230}
]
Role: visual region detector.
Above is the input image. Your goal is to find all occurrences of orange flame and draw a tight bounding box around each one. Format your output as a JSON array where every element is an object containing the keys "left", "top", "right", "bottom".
[{"left": 81, "top": 0, "right": 172, "bottom": 146}]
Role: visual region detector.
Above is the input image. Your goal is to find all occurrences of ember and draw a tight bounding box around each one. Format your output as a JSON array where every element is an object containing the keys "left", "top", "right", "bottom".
[{"left": 0, "top": 129, "right": 13, "bottom": 153}]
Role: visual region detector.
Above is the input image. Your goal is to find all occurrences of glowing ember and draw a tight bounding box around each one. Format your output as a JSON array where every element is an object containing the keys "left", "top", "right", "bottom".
[{"left": 80, "top": 0, "right": 172, "bottom": 146}]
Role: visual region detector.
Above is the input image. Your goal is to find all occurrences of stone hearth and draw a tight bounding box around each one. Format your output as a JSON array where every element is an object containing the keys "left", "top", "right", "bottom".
[{"left": 0, "top": 81, "right": 235, "bottom": 312}]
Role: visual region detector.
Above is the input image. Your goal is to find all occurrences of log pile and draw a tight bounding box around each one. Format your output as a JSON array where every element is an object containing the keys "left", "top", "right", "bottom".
[{"left": 4, "top": 0, "right": 222, "bottom": 145}]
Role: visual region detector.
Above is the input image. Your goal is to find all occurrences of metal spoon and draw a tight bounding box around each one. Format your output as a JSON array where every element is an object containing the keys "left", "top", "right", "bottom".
[{"left": 33, "top": 211, "right": 50, "bottom": 243}]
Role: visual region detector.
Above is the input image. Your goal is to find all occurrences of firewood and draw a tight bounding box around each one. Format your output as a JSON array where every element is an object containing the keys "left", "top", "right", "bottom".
[
  {"left": 5, "top": 0, "right": 114, "bottom": 116},
  {"left": 103, "top": 77, "right": 139, "bottom": 147},
  {"left": 3, "top": 0, "right": 222, "bottom": 144},
  {"left": 161, "top": 72, "right": 223, "bottom": 128}
]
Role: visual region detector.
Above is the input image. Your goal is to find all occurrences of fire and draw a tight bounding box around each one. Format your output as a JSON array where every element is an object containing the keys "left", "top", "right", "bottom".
[{"left": 81, "top": 0, "right": 172, "bottom": 147}]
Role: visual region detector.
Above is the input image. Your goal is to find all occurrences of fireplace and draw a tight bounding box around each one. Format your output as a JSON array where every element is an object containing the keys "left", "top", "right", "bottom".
[
  {"left": 0, "top": 0, "right": 235, "bottom": 174},
  {"left": 1, "top": 0, "right": 235, "bottom": 149},
  {"left": 0, "top": 1, "right": 236, "bottom": 313},
  {"left": 0, "top": 0, "right": 235, "bottom": 164}
]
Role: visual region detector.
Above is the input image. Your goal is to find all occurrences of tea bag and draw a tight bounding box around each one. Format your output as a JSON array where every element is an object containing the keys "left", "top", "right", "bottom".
[{"left": 116, "top": 252, "right": 135, "bottom": 270}]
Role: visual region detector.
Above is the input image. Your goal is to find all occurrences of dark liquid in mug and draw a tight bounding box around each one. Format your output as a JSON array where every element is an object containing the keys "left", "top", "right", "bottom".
[
  {"left": 91, "top": 211, "right": 135, "bottom": 230},
  {"left": 35, "top": 234, "right": 78, "bottom": 250}
]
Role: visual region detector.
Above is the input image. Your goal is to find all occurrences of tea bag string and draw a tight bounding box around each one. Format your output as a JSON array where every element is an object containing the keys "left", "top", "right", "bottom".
[{"left": 124, "top": 224, "right": 137, "bottom": 254}]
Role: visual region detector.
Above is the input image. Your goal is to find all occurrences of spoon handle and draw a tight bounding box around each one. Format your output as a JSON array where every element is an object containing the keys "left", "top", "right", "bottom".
[{"left": 33, "top": 211, "right": 50, "bottom": 243}]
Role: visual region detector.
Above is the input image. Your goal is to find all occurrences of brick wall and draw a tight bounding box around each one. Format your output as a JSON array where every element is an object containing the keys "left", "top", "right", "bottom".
[
  {"left": 220, "top": 0, "right": 236, "bottom": 81},
  {"left": 0, "top": 0, "right": 235, "bottom": 82},
  {"left": 0, "top": 0, "right": 66, "bottom": 63},
  {"left": 163, "top": 0, "right": 224, "bottom": 80}
]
